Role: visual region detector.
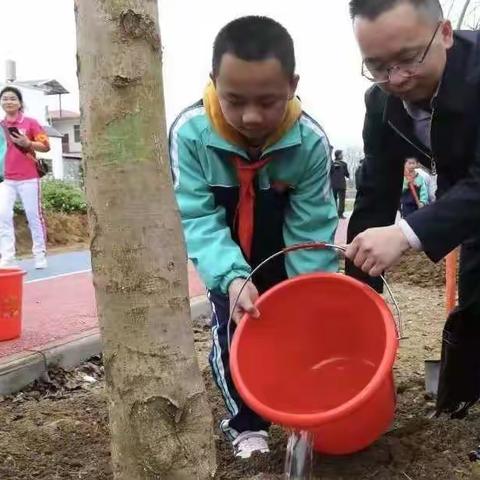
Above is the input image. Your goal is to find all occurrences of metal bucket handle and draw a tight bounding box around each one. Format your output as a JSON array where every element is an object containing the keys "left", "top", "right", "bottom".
[{"left": 227, "top": 242, "right": 404, "bottom": 352}]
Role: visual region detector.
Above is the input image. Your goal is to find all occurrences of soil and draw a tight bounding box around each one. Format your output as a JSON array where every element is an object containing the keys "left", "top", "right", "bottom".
[
  {"left": 1, "top": 253, "right": 479, "bottom": 480},
  {"left": 388, "top": 250, "right": 447, "bottom": 288},
  {"left": 15, "top": 212, "right": 89, "bottom": 256}
]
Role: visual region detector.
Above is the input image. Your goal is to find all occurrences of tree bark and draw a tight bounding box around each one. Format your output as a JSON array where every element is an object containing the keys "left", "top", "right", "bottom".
[{"left": 74, "top": 1, "right": 216, "bottom": 478}]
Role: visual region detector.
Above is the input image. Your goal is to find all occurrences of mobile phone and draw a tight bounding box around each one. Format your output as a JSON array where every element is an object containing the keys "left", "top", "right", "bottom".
[{"left": 8, "top": 127, "right": 20, "bottom": 136}]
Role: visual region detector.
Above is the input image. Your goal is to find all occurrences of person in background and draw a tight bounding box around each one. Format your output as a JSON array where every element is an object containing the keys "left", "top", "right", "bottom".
[
  {"left": 400, "top": 157, "right": 428, "bottom": 217},
  {"left": 330, "top": 149, "right": 350, "bottom": 218},
  {"left": 0, "top": 86, "right": 50, "bottom": 269},
  {"left": 0, "top": 124, "right": 7, "bottom": 183},
  {"left": 415, "top": 163, "right": 437, "bottom": 203},
  {"left": 170, "top": 16, "right": 338, "bottom": 459}
]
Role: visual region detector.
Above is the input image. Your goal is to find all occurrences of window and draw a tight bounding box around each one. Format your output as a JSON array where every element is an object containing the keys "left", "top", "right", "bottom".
[
  {"left": 62, "top": 133, "right": 70, "bottom": 153},
  {"left": 74, "top": 124, "right": 81, "bottom": 143}
]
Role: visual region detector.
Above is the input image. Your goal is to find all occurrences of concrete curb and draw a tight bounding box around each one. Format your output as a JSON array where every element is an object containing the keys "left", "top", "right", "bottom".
[{"left": 0, "top": 295, "right": 210, "bottom": 396}]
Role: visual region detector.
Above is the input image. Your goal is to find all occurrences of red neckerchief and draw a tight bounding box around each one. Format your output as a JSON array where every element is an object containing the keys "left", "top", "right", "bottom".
[
  {"left": 233, "top": 155, "right": 273, "bottom": 259},
  {"left": 404, "top": 170, "right": 421, "bottom": 207}
]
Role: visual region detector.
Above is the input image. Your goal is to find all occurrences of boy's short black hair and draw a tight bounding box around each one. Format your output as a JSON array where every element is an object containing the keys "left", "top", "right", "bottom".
[
  {"left": 212, "top": 16, "right": 295, "bottom": 78},
  {"left": 349, "top": 0, "right": 443, "bottom": 21}
]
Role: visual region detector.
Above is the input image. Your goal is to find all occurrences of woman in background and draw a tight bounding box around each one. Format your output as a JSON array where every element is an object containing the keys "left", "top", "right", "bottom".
[{"left": 0, "top": 86, "right": 50, "bottom": 269}]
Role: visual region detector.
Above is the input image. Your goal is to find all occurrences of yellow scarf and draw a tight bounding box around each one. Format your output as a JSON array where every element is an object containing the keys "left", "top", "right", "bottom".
[{"left": 203, "top": 82, "right": 302, "bottom": 150}]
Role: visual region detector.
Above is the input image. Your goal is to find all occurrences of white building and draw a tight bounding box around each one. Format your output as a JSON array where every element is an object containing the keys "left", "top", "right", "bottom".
[
  {"left": 0, "top": 60, "right": 70, "bottom": 180},
  {"left": 49, "top": 110, "right": 81, "bottom": 153},
  {"left": 48, "top": 109, "right": 83, "bottom": 183}
]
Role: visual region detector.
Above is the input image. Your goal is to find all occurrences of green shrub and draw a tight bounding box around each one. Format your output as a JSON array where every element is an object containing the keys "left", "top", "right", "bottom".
[
  {"left": 41, "top": 180, "right": 87, "bottom": 214},
  {"left": 12, "top": 181, "right": 86, "bottom": 214},
  {"left": 14, "top": 180, "right": 87, "bottom": 214},
  {"left": 10, "top": 180, "right": 87, "bottom": 215}
]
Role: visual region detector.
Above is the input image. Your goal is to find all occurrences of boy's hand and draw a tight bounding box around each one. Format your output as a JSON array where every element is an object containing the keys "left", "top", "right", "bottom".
[
  {"left": 345, "top": 225, "right": 410, "bottom": 277},
  {"left": 228, "top": 278, "right": 260, "bottom": 324}
]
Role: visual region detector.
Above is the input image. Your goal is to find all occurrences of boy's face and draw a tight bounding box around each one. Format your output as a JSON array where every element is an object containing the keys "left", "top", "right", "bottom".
[
  {"left": 405, "top": 158, "right": 417, "bottom": 172},
  {"left": 213, "top": 53, "right": 299, "bottom": 146}
]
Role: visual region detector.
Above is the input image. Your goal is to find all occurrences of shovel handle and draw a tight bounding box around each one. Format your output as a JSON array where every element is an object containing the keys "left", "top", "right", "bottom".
[{"left": 445, "top": 249, "right": 458, "bottom": 315}]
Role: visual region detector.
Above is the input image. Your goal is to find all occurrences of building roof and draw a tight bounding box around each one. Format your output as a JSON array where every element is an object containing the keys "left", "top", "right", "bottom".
[
  {"left": 49, "top": 109, "right": 80, "bottom": 120},
  {"left": 43, "top": 125, "right": 63, "bottom": 138},
  {"left": 14, "top": 79, "right": 69, "bottom": 95}
]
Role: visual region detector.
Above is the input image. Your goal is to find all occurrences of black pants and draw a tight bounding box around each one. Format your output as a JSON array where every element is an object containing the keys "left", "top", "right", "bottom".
[
  {"left": 207, "top": 291, "right": 270, "bottom": 440},
  {"left": 437, "top": 235, "right": 480, "bottom": 415},
  {"left": 333, "top": 188, "right": 346, "bottom": 217}
]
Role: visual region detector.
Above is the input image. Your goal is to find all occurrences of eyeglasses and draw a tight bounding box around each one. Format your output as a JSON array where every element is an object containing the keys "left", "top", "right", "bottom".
[{"left": 361, "top": 22, "right": 442, "bottom": 84}]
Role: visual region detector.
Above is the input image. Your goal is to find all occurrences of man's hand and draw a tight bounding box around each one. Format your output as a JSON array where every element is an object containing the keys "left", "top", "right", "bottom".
[
  {"left": 228, "top": 278, "right": 260, "bottom": 325},
  {"left": 345, "top": 225, "right": 411, "bottom": 277}
]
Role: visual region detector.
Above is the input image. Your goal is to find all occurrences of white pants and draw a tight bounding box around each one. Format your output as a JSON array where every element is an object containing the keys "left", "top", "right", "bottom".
[{"left": 0, "top": 179, "right": 47, "bottom": 261}]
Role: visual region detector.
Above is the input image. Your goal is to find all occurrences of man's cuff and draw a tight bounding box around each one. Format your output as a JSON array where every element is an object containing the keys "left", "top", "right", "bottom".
[{"left": 398, "top": 219, "right": 422, "bottom": 251}]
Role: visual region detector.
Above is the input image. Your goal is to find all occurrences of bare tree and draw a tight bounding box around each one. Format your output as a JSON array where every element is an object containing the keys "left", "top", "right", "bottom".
[
  {"left": 457, "top": 0, "right": 473, "bottom": 27},
  {"left": 75, "top": 1, "right": 216, "bottom": 478},
  {"left": 442, "top": 0, "right": 480, "bottom": 28},
  {"left": 343, "top": 146, "right": 364, "bottom": 188}
]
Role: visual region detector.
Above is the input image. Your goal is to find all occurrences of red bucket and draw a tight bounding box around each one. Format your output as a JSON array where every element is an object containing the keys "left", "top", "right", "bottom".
[
  {"left": 0, "top": 268, "right": 25, "bottom": 341},
  {"left": 230, "top": 272, "right": 399, "bottom": 455}
]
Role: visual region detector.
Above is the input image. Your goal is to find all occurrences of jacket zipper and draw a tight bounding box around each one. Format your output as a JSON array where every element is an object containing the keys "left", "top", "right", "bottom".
[{"left": 387, "top": 120, "right": 437, "bottom": 175}]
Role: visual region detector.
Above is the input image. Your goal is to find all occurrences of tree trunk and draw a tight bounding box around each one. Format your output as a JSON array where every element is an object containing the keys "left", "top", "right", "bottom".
[{"left": 74, "top": 1, "right": 216, "bottom": 478}]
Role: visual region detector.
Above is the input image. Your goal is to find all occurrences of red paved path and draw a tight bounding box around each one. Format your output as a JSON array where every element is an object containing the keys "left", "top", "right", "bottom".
[
  {"left": 0, "top": 263, "right": 205, "bottom": 360},
  {"left": 0, "top": 219, "right": 348, "bottom": 361}
]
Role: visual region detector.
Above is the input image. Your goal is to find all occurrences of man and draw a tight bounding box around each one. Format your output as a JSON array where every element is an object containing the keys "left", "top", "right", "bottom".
[
  {"left": 345, "top": 0, "right": 480, "bottom": 417},
  {"left": 330, "top": 149, "right": 350, "bottom": 218}
]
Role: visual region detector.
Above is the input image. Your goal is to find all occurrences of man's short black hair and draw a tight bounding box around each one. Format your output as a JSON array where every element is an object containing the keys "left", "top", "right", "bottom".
[
  {"left": 212, "top": 16, "right": 295, "bottom": 78},
  {"left": 349, "top": 0, "right": 443, "bottom": 21},
  {"left": 334, "top": 149, "right": 343, "bottom": 159}
]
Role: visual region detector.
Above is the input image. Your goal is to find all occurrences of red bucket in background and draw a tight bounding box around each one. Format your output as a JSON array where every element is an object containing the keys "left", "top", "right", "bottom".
[
  {"left": 230, "top": 273, "right": 399, "bottom": 455},
  {"left": 0, "top": 268, "right": 26, "bottom": 341}
]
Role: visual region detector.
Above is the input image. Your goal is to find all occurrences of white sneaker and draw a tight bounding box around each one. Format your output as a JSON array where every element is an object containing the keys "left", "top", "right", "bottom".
[
  {"left": 0, "top": 257, "right": 17, "bottom": 268},
  {"left": 34, "top": 255, "right": 48, "bottom": 269},
  {"left": 232, "top": 430, "right": 270, "bottom": 459}
]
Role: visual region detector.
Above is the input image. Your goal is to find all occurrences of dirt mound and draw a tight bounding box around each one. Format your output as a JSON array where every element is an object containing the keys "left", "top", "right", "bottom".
[
  {"left": 389, "top": 250, "right": 446, "bottom": 288},
  {"left": 15, "top": 212, "right": 89, "bottom": 255},
  {"left": 1, "top": 285, "right": 480, "bottom": 479}
]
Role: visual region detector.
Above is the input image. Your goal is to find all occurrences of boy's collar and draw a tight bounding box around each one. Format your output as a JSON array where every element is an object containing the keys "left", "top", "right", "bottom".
[{"left": 203, "top": 82, "right": 302, "bottom": 156}]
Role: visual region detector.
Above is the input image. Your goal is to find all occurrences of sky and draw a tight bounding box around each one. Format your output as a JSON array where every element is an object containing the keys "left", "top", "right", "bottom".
[{"left": 0, "top": 0, "right": 469, "bottom": 149}]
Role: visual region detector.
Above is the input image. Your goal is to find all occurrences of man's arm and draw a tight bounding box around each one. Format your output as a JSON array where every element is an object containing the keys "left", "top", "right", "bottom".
[
  {"left": 405, "top": 125, "right": 480, "bottom": 261},
  {"left": 346, "top": 89, "right": 404, "bottom": 290}
]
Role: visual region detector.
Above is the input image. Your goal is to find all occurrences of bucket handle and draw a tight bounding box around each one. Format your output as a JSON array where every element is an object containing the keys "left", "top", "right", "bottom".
[{"left": 227, "top": 242, "right": 404, "bottom": 352}]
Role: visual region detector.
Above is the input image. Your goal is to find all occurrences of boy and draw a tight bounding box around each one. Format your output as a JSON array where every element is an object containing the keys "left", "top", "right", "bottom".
[
  {"left": 169, "top": 16, "right": 338, "bottom": 458},
  {"left": 401, "top": 157, "right": 428, "bottom": 218}
]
